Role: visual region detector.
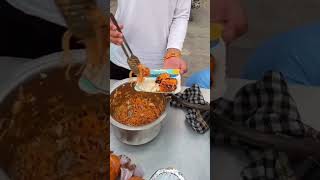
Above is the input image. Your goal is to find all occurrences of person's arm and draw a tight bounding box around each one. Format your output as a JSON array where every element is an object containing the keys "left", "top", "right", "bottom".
[
  {"left": 166, "top": 0, "right": 191, "bottom": 52},
  {"left": 163, "top": 0, "right": 191, "bottom": 74}
]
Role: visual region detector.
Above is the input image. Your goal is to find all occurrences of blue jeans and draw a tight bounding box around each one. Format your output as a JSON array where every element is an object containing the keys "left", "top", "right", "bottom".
[
  {"left": 242, "top": 23, "right": 320, "bottom": 86},
  {"left": 185, "top": 68, "right": 210, "bottom": 89}
]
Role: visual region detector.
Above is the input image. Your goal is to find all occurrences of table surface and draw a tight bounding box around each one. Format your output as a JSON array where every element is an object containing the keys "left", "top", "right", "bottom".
[
  {"left": 110, "top": 80, "right": 211, "bottom": 180},
  {"left": 212, "top": 78, "right": 320, "bottom": 180},
  {"left": 2, "top": 56, "right": 319, "bottom": 180}
]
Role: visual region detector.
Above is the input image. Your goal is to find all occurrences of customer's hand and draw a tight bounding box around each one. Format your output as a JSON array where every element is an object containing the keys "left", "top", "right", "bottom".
[
  {"left": 163, "top": 57, "right": 188, "bottom": 74},
  {"left": 110, "top": 20, "right": 124, "bottom": 45},
  {"left": 212, "top": 0, "right": 248, "bottom": 43}
]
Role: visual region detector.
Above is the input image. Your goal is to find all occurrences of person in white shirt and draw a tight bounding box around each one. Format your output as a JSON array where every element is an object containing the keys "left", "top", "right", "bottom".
[
  {"left": 110, "top": 0, "right": 191, "bottom": 80},
  {"left": 1, "top": 0, "right": 107, "bottom": 58}
]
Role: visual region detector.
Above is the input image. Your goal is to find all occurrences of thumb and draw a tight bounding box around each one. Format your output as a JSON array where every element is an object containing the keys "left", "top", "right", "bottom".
[{"left": 180, "top": 60, "right": 188, "bottom": 74}]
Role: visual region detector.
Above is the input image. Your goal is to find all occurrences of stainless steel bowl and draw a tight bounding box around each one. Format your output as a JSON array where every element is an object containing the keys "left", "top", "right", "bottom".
[
  {"left": 0, "top": 50, "right": 86, "bottom": 102},
  {"left": 0, "top": 50, "right": 86, "bottom": 180},
  {"left": 110, "top": 78, "right": 168, "bottom": 145}
]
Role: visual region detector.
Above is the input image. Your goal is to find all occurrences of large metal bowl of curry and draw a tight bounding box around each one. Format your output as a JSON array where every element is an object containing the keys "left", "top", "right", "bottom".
[
  {"left": 110, "top": 78, "right": 169, "bottom": 145},
  {"left": 0, "top": 50, "right": 108, "bottom": 179}
]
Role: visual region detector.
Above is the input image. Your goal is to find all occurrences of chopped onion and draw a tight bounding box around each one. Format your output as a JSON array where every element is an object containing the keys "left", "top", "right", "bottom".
[
  {"left": 120, "top": 155, "right": 131, "bottom": 166},
  {"left": 120, "top": 167, "right": 133, "bottom": 180},
  {"left": 133, "top": 164, "right": 144, "bottom": 177}
]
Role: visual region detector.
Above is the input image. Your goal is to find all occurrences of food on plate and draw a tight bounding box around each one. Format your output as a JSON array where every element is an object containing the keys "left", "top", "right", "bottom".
[
  {"left": 137, "top": 64, "right": 151, "bottom": 83},
  {"left": 129, "top": 64, "right": 151, "bottom": 84},
  {"left": 0, "top": 66, "right": 108, "bottom": 179},
  {"left": 110, "top": 152, "right": 144, "bottom": 180},
  {"left": 130, "top": 67, "right": 180, "bottom": 93},
  {"left": 155, "top": 73, "right": 178, "bottom": 92},
  {"left": 111, "top": 83, "right": 166, "bottom": 127},
  {"left": 155, "top": 73, "right": 171, "bottom": 83},
  {"left": 135, "top": 78, "right": 160, "bottom": 92},
  {"left": 135, "top": 72, "right": 179, "bottom": 93}
]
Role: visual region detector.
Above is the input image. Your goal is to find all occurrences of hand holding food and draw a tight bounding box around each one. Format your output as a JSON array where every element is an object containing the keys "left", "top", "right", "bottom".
[
  {"left": 163, "top": 57, "right": 188, "bottom": 75},
  {"left": 163, "top": 48, "right": 188, "bottom": 74}
]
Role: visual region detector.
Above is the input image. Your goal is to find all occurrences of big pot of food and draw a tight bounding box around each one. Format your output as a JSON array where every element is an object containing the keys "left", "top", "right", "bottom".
[
  {"left": 0, "top": 50, "right": 109, "bottom": 179},
  {"left": 110, "top": 78, "right": 168, "bottom": 145}
]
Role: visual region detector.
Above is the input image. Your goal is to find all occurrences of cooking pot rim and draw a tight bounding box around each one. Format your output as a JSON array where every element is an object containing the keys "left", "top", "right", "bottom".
[{"left": 110, "top": 78, "right": 168, "bottom": 131}]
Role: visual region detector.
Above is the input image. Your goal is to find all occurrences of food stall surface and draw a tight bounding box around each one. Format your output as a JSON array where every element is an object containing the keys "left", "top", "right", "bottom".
[
  {"left": 0, "top": 52, "right": 210, "bottom": 180},
  {"left": 110, "top": 80, "right": 210, "bottom": 180}
]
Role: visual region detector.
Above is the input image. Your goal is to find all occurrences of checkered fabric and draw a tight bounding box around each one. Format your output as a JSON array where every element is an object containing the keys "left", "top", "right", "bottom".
[
  {"left": 171, "top": 84, "right": 210, "bottom": 134},
  {"left": 191, "top": 0, "right": 201, "bottom": 9},
  {"left": 212, "top": 71, "right": 320, "bottom": 180}
]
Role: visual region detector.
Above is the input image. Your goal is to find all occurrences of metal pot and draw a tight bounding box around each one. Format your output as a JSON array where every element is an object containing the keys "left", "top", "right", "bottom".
[
  {"left": 0, "top": 50, "right": 86, "bottom": 102},
  {"left": 0, "top": 50, "right": 86, "bottom": 180},
  {"left": 110, "top": 78, "right": 168, "bottom": 145}
]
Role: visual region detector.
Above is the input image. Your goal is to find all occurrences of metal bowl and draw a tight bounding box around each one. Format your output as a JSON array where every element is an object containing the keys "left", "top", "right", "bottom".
[
  {"left": 0, "top": 50, "right": 86, "bottom": 102},
  {"left": 0, "top": 50, "right": 87, "bottom": 180},
  {"left": 110, "top": 78, "right": 168, "bottom": 145}
]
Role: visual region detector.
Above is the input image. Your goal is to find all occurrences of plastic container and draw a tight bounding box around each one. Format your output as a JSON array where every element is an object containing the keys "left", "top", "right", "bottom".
[
  {"left": 134, "top": 69, "right": 182, "bottom": 94},
  {"left": 211, "top": 23, "right": 226, "bottom": 101}
]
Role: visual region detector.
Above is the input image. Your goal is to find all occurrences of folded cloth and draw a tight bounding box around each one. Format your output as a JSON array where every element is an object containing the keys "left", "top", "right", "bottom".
[
  {"left": 212, "top": 71, "right": 320, "bottom": 180},
  {"left": 171, "top": 84, "right": 210, "bottom": 134}
]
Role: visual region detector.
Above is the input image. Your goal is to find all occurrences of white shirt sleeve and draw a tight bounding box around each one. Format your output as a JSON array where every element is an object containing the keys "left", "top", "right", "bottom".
[{"left": 166, "top": 0, "right": 191, "bottom": 51}]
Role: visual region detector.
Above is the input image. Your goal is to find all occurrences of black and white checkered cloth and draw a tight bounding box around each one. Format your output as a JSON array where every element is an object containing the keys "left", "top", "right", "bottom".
[
  {"left": 212, "top": 71, "right": 320, "bottom": 180},
  {"left": 170, "top": 84, "right": 210, "bottom": 134},
  {"left": 192, "top": 0, "right": 201, "bottom": 9}
]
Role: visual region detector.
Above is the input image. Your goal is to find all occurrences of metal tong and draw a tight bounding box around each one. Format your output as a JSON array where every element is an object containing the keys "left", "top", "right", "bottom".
[{"left": 110, "top": 13, "right": 141, "bottom": 75}]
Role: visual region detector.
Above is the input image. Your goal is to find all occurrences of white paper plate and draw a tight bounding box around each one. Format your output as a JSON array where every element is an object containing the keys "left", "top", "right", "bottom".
[{"left": 134, "top": 75, "right": 182, "bottom": 94}]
